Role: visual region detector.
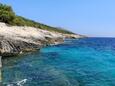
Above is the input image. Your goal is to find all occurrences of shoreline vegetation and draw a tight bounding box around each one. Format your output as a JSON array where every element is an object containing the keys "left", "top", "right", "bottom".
[
  {"left": 0, "top": 3, "right": 74, "bottom": 34},
  {"left": 0, "top": 3, "right": 84, "bottom": 57}
]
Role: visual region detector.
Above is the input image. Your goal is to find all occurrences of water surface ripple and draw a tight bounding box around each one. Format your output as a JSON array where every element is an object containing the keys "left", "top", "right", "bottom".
[{"left": 2, "top": 38, "right": 115, "bottom": 86}]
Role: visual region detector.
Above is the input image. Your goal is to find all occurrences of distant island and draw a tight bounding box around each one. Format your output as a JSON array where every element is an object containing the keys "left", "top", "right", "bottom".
[{"left": 0, "top": 3, "right": 84, "bottom": 57}]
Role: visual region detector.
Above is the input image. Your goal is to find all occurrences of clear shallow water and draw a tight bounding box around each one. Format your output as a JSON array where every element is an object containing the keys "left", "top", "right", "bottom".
[{"left": 2, "top": 38, "right": 115, "bottom": 86}]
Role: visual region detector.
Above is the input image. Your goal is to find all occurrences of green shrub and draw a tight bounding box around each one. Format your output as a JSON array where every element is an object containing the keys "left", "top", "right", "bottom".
[
  {"left": 0, "top": 3, "right": 74, "bottom": 34},
  {"left": 0, "top": 4, "right": 15, "bottom": 24}
]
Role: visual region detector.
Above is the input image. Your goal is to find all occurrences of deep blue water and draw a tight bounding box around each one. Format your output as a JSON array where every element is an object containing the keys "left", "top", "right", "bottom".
[{"left": 2, "top": 38, "right": 115, "bottom": 86}]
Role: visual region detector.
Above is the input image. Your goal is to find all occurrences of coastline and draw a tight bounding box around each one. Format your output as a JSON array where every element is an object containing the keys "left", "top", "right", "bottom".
[{"left": 0, "top": 22, "right": 84, "bottom": 57}]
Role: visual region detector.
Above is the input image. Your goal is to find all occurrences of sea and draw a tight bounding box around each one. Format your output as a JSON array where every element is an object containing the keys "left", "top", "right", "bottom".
[{"left": 2, "top": 37, "right": 115, "bottom": 86}]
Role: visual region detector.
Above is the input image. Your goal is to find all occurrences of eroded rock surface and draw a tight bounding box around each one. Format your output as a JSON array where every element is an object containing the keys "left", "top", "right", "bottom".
[{"left": 0, "top": 22, "right": 82, "bottom": 57}]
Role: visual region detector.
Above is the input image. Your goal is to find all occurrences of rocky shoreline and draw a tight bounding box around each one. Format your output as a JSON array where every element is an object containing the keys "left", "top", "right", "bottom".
[{"left": 0, "top": 22, "right": 83, "bottom": 57}]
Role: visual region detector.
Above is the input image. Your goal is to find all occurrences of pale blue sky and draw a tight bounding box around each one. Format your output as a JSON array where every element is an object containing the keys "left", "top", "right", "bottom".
[{"left": 1, "top": 0, "right": 115, "bottom": 37}]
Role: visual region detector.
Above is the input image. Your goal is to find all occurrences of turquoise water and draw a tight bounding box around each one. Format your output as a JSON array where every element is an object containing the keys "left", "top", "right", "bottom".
[{"left": 2, "top": 38, "right": 115, "bottom": 86}]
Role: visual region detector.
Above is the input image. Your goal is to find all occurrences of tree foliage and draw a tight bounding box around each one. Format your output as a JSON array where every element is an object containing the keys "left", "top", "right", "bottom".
[
  {"left": 0, "top": 4, "right": 15, "bottom": 24},
  {"left": 0, "top": 3, "right": 74, "bottom": 34}
]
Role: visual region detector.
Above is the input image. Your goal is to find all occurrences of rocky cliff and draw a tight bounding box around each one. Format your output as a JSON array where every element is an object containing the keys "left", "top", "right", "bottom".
[{"left": 0, "top": 22, "right": 83, "bottom": 57}]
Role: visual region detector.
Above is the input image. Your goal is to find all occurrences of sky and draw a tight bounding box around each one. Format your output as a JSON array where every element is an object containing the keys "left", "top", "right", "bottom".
[{"left": 1, "top": 0, "right": 115, "bottom": 37}]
